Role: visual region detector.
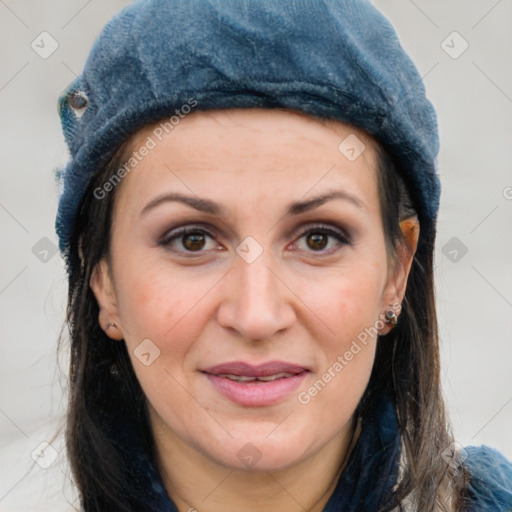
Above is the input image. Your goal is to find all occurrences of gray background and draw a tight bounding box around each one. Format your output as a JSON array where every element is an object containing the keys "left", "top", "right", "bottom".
[{"left": 1, "top": 0, "right": 511, "bottom": 509}]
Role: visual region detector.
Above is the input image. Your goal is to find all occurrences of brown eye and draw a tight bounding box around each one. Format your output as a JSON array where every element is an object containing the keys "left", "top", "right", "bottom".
[
  {"left": 306, "top": 232, "right": 328, "bottom": 251},
  {"left": 182, "top": 233, "right": 206, "bottom": 251},
  {"left": 293, "top": 224, "right": 351, "bottom": 254},
  {"left": 159, "top": 225, "right": 219, "bottom": 255}
]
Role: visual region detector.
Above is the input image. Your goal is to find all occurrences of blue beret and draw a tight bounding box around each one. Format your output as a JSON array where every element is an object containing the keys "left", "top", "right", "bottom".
[{"left": 55, "top": 0, "right": 440, "bottom": 267}]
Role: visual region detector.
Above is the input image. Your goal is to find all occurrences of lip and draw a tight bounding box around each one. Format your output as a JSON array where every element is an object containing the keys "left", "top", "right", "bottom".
[
  {"left": 203, "top": 360, "right": 309, "bottom": 377},
  {"left": 202, "top": 360, "right": 310, "bottom": 407}
]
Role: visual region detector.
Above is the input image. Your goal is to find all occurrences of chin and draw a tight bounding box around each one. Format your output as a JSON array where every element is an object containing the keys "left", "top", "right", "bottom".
[
  {"left": 190, "top": 423, "right": 319, "bottom": 473},
  {"left": 211, "top": 439, "right": 312, "bottom": 473}
]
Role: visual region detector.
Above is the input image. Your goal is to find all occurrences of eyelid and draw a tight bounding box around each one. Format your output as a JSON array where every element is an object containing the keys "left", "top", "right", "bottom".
[
  {"left": 294, "top": 222, "right": 352, "bottom": 244},
  {"left": 158, "top": 223, "right": 219, "bottom": 250},
  {"left": 158, "top": 220, "right": 352, "bottom": 255}
]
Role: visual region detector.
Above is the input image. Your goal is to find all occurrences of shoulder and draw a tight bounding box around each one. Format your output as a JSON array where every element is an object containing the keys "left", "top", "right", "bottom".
[{"left": 462, "top": 445, "right": 512, "bottom": 511}]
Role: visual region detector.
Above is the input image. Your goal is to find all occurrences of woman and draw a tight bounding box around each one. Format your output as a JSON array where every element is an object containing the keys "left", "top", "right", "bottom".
[{"left": 55, "top": 0, "right": 512, "bottom": 511}]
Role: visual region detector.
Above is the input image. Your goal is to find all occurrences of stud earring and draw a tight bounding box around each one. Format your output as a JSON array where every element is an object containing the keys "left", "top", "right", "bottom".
[
  {"left": 105, "top": 322, "right": 117, "bottom": 331},
  {"left": 384, "top": 309, "right": 398, "bottom": 327}
]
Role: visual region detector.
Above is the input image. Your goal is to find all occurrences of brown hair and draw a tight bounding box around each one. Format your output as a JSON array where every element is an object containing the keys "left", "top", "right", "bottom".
[{"left": 60, "top": 115, "right": 469, "bottom": 511}]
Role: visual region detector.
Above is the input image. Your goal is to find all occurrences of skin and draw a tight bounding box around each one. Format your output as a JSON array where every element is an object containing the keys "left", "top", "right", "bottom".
[{"left": 90, "top": 108, "right": 419, "bottom": 512}]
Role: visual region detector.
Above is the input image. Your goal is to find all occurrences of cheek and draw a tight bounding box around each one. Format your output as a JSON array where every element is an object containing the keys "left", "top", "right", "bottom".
[
  {"left": 114, "top": 265, "right": 216, "bottom": 417},
  {"left": 296, "top": 283, "right": 381, "bottom": 444},
  {"left": 295, "top": 259, "right": 385, "bottom": 404},
  {"left": 113, "top": 258, "right": 215, "bottom": 357},
  {"left": 302, "top": 260, "right": 386, "bottom": 345},
  {"left": 312, "top": 278, "right": 380, "bottom": 370}
]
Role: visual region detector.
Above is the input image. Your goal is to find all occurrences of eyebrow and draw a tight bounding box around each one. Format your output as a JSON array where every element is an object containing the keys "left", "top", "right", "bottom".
[
  {"left": 140, "top": 190, "right": 365, "bottom": 218},
  {"left": 140, "top": 193, "right": 225, "bottom": 217},
  {"left": 287, "top": 190, "right": 365, "bottom": 214}
]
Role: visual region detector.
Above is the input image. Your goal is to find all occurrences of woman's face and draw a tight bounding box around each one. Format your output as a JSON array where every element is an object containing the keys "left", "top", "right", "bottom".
[{"left": 91, "top": 108, "right": 413, "bottom": 472}]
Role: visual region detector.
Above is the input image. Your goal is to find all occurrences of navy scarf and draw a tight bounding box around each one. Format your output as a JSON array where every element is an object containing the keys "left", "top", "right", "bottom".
[{"left": 98, "top": 389, "right": 401, "bottom": 512}]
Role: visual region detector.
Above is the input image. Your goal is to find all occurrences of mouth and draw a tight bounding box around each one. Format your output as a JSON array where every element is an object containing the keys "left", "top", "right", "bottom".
[
  {"left": 201, "top": 361, "right": 310, "bottom": 407},
  {"left": 215, "top": 372, "right": 300, "bottom": 383}
]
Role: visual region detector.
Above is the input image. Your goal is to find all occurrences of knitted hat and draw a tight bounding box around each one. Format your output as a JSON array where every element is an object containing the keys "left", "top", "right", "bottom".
[{"left": 55, "top": 0, "right": 440, "bottom": 269}]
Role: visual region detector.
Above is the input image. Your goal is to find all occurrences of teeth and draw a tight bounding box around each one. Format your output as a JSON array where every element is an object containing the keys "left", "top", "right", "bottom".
[
  {"left": 257, "top": 372, "right": 294, "bottom": 381},
  {"left": 219, "top": 374, "right": 256, "bottom": 382},
  {"left": 218, "top": 372, "right": 295, "bottom": 382}
]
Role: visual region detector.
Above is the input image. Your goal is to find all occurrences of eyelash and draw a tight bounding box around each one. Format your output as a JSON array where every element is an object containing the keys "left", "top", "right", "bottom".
[
  {"left": 159, "top": 225, "right": 218, "bottom": 255},
  {"left": 158, "top": 223, "right": 352, "bottom": 256}
]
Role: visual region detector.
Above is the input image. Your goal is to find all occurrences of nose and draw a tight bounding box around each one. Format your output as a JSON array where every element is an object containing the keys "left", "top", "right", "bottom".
[{"left": 216, "top": 250, "right": 296, "bottom": 342}]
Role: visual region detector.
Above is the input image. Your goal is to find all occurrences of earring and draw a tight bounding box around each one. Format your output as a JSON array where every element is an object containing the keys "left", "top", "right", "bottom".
[
  {"left": 384, "top": 309, "right": 398, "bottom": 327},
  {"left": 105, "top": 322, "right": 117, "bottom": 331}
]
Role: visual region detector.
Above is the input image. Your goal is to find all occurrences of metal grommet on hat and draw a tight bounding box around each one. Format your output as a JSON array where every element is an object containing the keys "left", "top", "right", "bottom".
[{"left": 66, "top": 90, "right": 88, "bottom": 116}]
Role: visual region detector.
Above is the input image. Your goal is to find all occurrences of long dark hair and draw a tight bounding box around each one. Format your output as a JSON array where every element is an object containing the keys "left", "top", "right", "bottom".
[{"left": 60, "top": 113, "right": 469, "bottom": 511}]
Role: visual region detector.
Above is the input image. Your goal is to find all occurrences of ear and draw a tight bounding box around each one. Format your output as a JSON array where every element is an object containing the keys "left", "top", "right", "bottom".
[
  {"left": 379, "top": 216, "right": 420, "bottom": 335},
  {"left": 89, "top": 259, "right": 124, "bottom": 341}
]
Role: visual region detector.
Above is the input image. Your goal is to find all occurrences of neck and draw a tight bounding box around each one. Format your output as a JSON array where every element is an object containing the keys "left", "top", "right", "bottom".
[{"left": 151, "top": 414, "right": 358, "bottom": 512}]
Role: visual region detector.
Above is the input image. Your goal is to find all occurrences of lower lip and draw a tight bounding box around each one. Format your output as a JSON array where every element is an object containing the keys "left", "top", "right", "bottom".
[{"left": 205, "top": 372, "right": 308, "bottom": 407}]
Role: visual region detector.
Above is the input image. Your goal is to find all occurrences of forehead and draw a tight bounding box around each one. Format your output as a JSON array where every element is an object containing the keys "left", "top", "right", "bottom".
[
  {"left": 130, "top": 108, "right": 377, "bottom": 160},
  {"left": 114, "top": 108, "right": 380, "bottom": 214}
]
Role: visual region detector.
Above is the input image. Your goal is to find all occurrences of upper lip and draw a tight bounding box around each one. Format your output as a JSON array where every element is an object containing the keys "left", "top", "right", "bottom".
[{"left": 202, "top": 360, "right": 309, "bottom": 377}]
